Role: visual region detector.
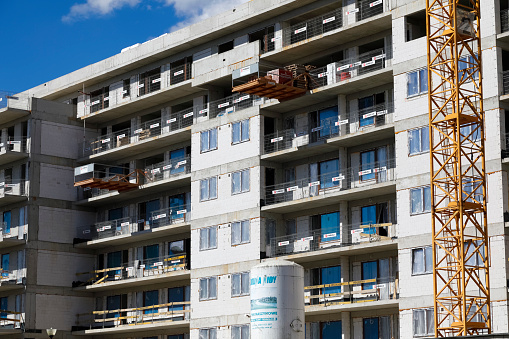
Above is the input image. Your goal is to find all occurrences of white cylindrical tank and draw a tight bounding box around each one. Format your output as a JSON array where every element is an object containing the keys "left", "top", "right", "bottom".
[{"left": 250, "top": 259, "right": 304, "bottom": 339}]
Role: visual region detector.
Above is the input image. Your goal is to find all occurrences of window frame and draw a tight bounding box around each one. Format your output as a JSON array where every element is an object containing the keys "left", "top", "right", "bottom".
[
  {"left": 200, "top": 128, "right": 218, "bottom": 153},
  {"left": 410, "top": 186, "right": 432, "bottom": 215},
  {"left": 231, "top": 169, "right": 250, "bottom": 195},
  {"left": 199, "top": 226, "right": 218, "bottom": 251},
  {"left": 231, "top": 220, "right": 250, "bottom": 246},
  {"left": 408, "top": 126, "right": 430, "bottom": 156},
  {"left": 231, "top": 272, "right": 250, "bottom": 297},
  {"left": 411, "top": 246, "right": 433, "bottom": 275},
  {"left": 413, "top": 308, "right": 434, "bottom": 337},
  {"left": 231, "top": 324, "right": 250, "bottom": 339},
  {"left": 407, "top": 68, "right": 428, "bottom": 98},
  {"left": 200, "top": 176, "right": 218, "bottom": 202},
  {"left": 199, "top": 276, "right": 218, "bottom": 301},
  {"left": 232, "top": 119, "right": 250, "bottom": 145}
]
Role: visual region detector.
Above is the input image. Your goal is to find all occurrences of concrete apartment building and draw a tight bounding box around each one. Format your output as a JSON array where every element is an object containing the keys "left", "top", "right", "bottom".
[{"left": 0, "top": 0, "right": 508, "bottom": 338}]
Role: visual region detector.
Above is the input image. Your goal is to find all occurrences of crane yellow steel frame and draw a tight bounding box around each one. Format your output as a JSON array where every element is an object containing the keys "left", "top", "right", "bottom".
[{"left": 426, "top": 0, "right": 490, "bottom": 336}]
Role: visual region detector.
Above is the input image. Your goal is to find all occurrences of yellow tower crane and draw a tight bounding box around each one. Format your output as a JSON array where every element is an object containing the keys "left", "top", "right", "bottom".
[{"left": 426, "top": 0, "right": 491, "bottom": 336}]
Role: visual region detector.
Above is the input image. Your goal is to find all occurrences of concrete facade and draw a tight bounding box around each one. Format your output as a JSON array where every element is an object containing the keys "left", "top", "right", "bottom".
[{"left": 0, "top": 0, "right": 508, "bottom": 338}]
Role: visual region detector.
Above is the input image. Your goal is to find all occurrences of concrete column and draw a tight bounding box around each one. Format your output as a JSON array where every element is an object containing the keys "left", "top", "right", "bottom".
[
  {"left": 340, "top": 201, "right": 349, "bottom": 241},
  {"left": 162, "top": 106, "right": 171, "bottom": 135},
  {"left": 345, "top": 0, "right": 357, "bottom": 26},
  {"left": 342, "top": 311, "right": 351, "bottom": 339},
  {"left": 194, "top": 95, "right": 208, "bottom": 123},
  {"left": 276, "top": 22, "right": 288, "bottom": 48}
]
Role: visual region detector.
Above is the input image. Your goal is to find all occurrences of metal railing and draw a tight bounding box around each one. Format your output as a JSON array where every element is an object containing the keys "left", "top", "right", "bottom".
[
  {"left": 90, "top": 93, "right": 109, "bottom": 114},
  {"left": 264, "top": 158, "right": 395, "bottom": 206},
  {"left": 138, "top": 72, "right": 162, "bottom": 97},
  {"left": 263, "top": 103, "right": 394, "bottom": 155},
  {"left": 77, "top": 206, "right": 190, "bottom": 241},
  {"left": 502, "top": 9, "right": 509, "bottom": 33},
  {"left": 270, "top": 223, "right": 396, "bottom": 257},
  {"left": 0, "top": 91, "right": 30, "bottom": 111},
  {"left": 310, "top": 48, "right": 388, "bottom": 89},
  {"left": 260, "top": 32, "right": 277, "bottom": 54},
  {"left": 208, "top": 93, "right": 263, "bottom": 119},
  {"left": 75, "top": 301, "right": 190, "bottom": 330},
  {"left": 355, "top": 0, "right": 385, "bottom": 21},
  {"left": 81, "top": 107, "right": 196, "bottom": 158},
  {"left": 0, "top": 310, "right": 24, "bottom": 328},
  {"left": 305, "top": 276, "right": 398, "bottom": 307},
  {"left": 0, "top": 268, "right": 26, "bottom": 285},
  {"left": 503, "top": 70, "right": 509, "bottom": 95},
  {"left": 0, "top": 180, "right": 27, "bottom": 198},
  {"left": 503, "top": 132, "right": 509, "bottom": 158},
  {"left": 0, "top": 222, "right": 25, "bottom": 241},
  {"left": 0, "top": 137, "right": 27, "bottom": 154},
  {"left": 75, "top": 253, "right": 188, "bottom": 286},
  {"left": 283, "top": 8, "right": 343, "bottom": 46},
  {"left": 169, "top": 62, "right": 192, "bottom": 85}
]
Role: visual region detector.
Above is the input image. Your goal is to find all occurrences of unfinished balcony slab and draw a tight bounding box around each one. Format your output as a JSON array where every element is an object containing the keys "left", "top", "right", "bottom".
[
  {"left": 75, "top": 173, "right": 191, "bottom": 206},
  {"left": 262, "top": 13, "right": 392, "bottom": 65},
  {"left": 261, "top": 181, "right": 396, "bottom": 214},
  {"left": 261, "top": 67, "right": 393, "bottom": 114},
  {"left": 81, "top": 80, "right": 201, "bottom": 124},
  {"left": 0, "top": 328, "right": 23, "bottom": 335},
  {"left": 305, "top": 298, "right": 399, "bottom": 316},
  {"left": 500, "top": 93, "right": 509, "bottom": 104},
  {"left": 497, "top": 31, "right": 509, "bottom": 47},
  {"left": 72, "top": 319, "right": 189, "bottom": 336},
  {"left": 0, "top": 282, "right": 24, "bottom": 293},
  {"left": 76, "top": 220, "right": 190, "bottom": 249},
  {"left": 77, "top": 269, "right": 190, "bottom": 292},
  {"left": 0, "top": 238, "right": 25, "bottom": 250},
  {"left": 79, "top": 127, "right": 192, "bottom": 164},
  {"left": 0, "top": 150, "right": 28, "bottom": 167},
  {"left": 0, "top": 195, "right": 28, "bottom": 208},
  {"left": 0, "top": 107, "right": 30, "bottom": 126}
]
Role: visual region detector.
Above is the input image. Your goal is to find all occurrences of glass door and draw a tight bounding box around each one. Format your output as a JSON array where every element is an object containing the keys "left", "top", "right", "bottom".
[
  {"left": 320, "top": 212, "right": 340, "bottom": 242},
  {"left": 2, "top": 211, "right": 10, "bottom": 235},
  {"left": 170, "top": 148, "right": 186, "bottom": 175},
  {"left": 362, "top": 261, "right": 377, "bottom": 290},
  {"left": 321, "top": 266, "right": 341, "bottom": 298}
]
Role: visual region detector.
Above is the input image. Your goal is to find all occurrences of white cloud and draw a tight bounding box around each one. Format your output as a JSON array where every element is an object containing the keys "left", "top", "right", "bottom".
[
  {"left": 63, "top": 0, "right": 141, "bottom": 22},
  {"left": 163, "top": 0, "right": 249, "bottom": 31}
]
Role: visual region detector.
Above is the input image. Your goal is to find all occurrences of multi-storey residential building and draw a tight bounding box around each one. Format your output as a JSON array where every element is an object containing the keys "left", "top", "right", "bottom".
[{"left": 0, "top": 0, "right": 508, "bottom": 338}]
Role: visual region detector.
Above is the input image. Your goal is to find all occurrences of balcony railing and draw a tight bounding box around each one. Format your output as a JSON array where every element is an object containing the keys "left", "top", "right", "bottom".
[
  {"left": 270, "top": 223, "right": 396, "bottom": 257},
  {"left": 283, "top": 8, "right": 343, "bottom": 46},
  {"left": 263, "top": 103, "right": 394, "bottom": 155},
  {"left": 0, "top": 268, "right": 25, "bottom": 285},
  {"left": 355, "top": 0, "right": 385, "bottom": 21},
  {"left": 207, "top": 93, "right": 264, "bottom": 119},
  {"left": 260, "top": 32, "right": 276, "bottom": 54},
  {"left": 0, "top": 222, "right": 25, "bottom": 241},
  {"left": 0, "top": 180, "right": 27, "bottom": 198},
  {"left": 305, "top": 276, "right": 398, "bottom": 307},
  {"left": 0, "top": 310, "right": 24, "bottom": 329},
  {"left": 75, "top": 253, "right": 188, "bottom": 287},
  {"left": 503, "top": 70, "right": 509, "bottom": 95},
  {"left": 90, "top": 92, "right": 109, "bottom": 114},
  {"left": 75, "top": 301, "right": 190, "bottom": 330},
  {"left": 76, "top": 206, "right": 190, "bottom": 242},
  {"left": 81, "top": 108, "right": 196, "bottom": 157},
  {"left": 263, "top": 158, "right": 395, "bottom": 206},
  {"left": 0, "top": 137, "right": 27, "bottom": 154},
  {"left": 502, "top": 9, "right": 509, "bottom": 33},
  {"left": 310, "top": 48, "right": 388, "bottom": 89},
  {"left": 502, "top": 133, "right": 509, "bottom": 158},
  {"left": 169, "top": 62, "right": 192, "bottom": 85}
]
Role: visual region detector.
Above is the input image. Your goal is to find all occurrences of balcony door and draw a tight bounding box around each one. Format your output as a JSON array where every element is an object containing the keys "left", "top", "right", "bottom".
[
  {"left": 320, "top": 212, "right": 340, "bottom": 242},
  {"left": 358, "top": 92, "right": 385, "bottom": 127},
  {"left": 2, "top": 211, "right": 10, "bottom": 235}
]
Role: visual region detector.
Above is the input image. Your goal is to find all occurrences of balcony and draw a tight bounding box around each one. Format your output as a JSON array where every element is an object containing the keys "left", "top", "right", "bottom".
[
  {"left": 304, "top": 276, "right": 399, "bottom": 314},
  {"left": 206, "top": 93, "right": 264, "bottom": 120},
  {"left": 262, "top": 159, "right": 396, "bottom": 214},
  {"left": 76, "top": 157, "right": 191, "bottom": 205},
  {"left": 502, "top": 9, "right": 509, "bottom": 34},
  {"left": 263, "top": 103, "right": 394, "bottom": 162},
  {"left": 263, "top": 0, "right": 391, "bottom": 64},
  {"left": 0, "top": 180, "right": 28, "bottom": 206},
  {"left": 76, "top": 207, "right": 190, "bottom": 248},
  {"left": 81, "top": 107, "right": 196, "bottom": 162},
  {"left": 0, "top": 223, "right": 25, "bottom": 250},
  {"left": 0, "top": 269, "right": 25, "bottom": 292},
  {"left": 0, "top": 310, "right": 24, "bottom": 334},
  {"left": 269, "top": 223, "right": 396, "bottom": 260},
  {"left": 0, "top": 92, "right": 30, "bottom": 125},
  {"left": 74, "top": 302, "right": 189, "bottom": 335},
  {"left": 75, "top": 254, "right": 189, "bottom": 291}
]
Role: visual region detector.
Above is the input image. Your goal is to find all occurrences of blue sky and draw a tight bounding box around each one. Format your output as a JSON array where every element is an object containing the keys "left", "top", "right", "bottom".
[{"left": 0, "top": 0, "right": 247, "bottom": 94}]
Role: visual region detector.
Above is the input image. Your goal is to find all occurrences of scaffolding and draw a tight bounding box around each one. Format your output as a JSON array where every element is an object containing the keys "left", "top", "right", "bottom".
[{"left": 427, "top": 0, "right": 490, "bottom": 336}]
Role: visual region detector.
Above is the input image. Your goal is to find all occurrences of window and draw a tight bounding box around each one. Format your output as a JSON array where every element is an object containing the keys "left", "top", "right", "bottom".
[
  {"left": 408, "top": 126, "right": 430, "bottom": 155},
  {"left": 460, "top": 124, "right": 481, "bottom": 142},
  {"left": 2, "top": 211, "right": 11, "bottom": 234},
  {"left": 200, "top": 328, "right": 217, "bottom": 339},
  {"left": 232, "top": 324, "right": 250, "bottom": 339},
  {"left": 144, "top": 244, "right": 159, "bottom": 266},
  {"left": 466, "top": 240, "right": 485, "bottom": 267},
  {"left": 232, "top": 220, "right": 250, "bottom": 245},
  {"left": 358, "top": 93, "right": 385, "bottom": 127},
  {"left": 405, "top": 11, "right": 426, "bottom": 41},
  {"left": 232, "top": 169, "right": 250, "bottom": 194},
  {"left": 412, "top": 246, "right": 433, "bottom": 275},
  {"left": 231, "top": 272, "right": 250, "bottom": 297},
  {"left": 459, "top": 54, "right": 479, "bottom": 81},
  {"left": 218, "top": 40, "right": 234, "bottom": 53},
  {"left": 200, "top": 226, "right": 218, "bottom": 250},
  {"left": 410, "top": 186, "right": 431, "bottom": 214},
  {"left": 413, "top": 308, "right": 434, "bottom": 336},
  {"left": 143, "top": 290, "right": 159, "bottom": 314},
  {"left": 201, "top": 128, "right": 218, "bottom": 152},
  {"left": 200, "top": 177, "right": 218, "bottom": 201},
  {"left": 232, "top": 119, "right": 249, "bottom": 144},
  {"left": 310, "top": 321, "right": 342, "bottom": 339},
  {"left": 463, "top": 178, "right": 483, "bottom": 203},
  {"left": 199, "top": 277, "right": 217, "bottom": 300},
  {"left": 407, "top": 69, "right": 428, "bottom": 97},
  {"left": 363, "top": 316, "right": 392, "bottom": 339},
  {"left": 122, "top": 79, "right": 130, "bottom": 98},
  {"left": 319, "top": 159, "right": 339, "bottom": 189},
  {"left": 360, "top": 147, "right": 387, "bottom": 181},
  {"left": 320, "top": 212, "right": 340, "bottom": 242}
]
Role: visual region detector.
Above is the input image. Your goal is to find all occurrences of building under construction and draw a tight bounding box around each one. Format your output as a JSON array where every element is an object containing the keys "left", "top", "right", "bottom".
[{"left": 0, "top": 0, "right": 509, "bottom": 338}]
